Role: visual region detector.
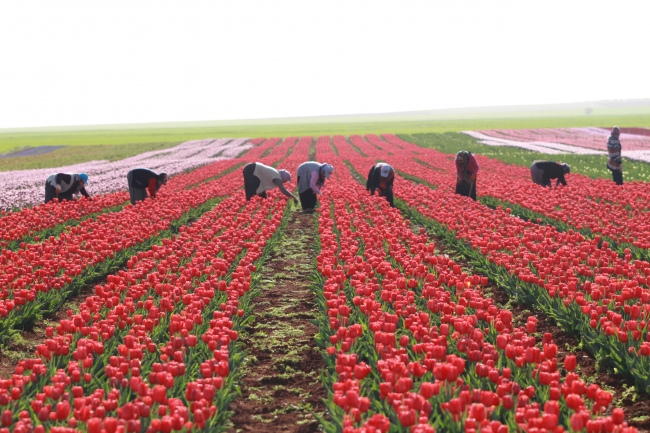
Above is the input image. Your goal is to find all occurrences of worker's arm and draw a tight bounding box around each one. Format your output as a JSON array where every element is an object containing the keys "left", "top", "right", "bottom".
[
  {"left": 556, "top": 173, "right": 567, "bottom": 186},
  {"left": 272, "top": 178, "right": 298, "bottom": 201},
  {"left": 79, "top": 186, "right": 91, "bottom": 199},
  {"left": 148, "top": 178, "right": 157, "bottom": 198},
  {"left": 309, "top": 171, "right": 321, "bottom": 195}
]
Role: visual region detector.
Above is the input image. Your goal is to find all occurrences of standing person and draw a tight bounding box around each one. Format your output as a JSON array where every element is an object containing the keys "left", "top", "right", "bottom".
[
  {"left": 296, "top": 162, "right": 334, "bottom": 213},
  {"left": 607, "top": 126, "right": 623, "bottom": 185},
  {"left": 242, "top": 162, "right": 297, "bottom": 202},
  {"left": 126, "top": 168, "right": 168, "bottom": 205},
  {"left": 45, "top": 173, "right": 91, "bottom": 203},
  {"left": 454, "top": 150, "right": 479, "bottom": 201},
  {"left": 366, "top": 162, "right": 395, "bottom": 207},
  {"left": 530, "top": 161, "right": 571, "bottom": 187}
]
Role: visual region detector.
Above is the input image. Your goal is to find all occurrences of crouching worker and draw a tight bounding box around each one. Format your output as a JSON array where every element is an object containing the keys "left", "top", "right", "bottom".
[
  {"left": 530, "top": 161, "right": 570, "bottom": 187},
  {"left": 45, "top": 173, "right": 91, "bottom": 203},
  {"left": 296, "top": 162, "right": 334, "bottom": 213},
  {"left": 127, "top": 168, "right": 168, "bottom": 205},
  {"left": 242, "top": 162, "right": 297, "bottom": 202},
  {"left": 455, "top": 151, "right": 479, "bottom": 201},
  {"left": 367, "top": 162, "right": 395, "bottom": 207}
]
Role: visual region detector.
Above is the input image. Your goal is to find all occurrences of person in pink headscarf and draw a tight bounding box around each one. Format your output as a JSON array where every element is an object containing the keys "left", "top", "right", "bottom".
[{"left": 242, "top": 162, "right": 297, "bottom": 202}]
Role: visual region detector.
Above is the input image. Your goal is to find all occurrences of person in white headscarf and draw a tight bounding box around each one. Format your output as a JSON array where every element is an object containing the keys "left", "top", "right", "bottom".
[
  {"left": 296, "top": 162, "right": 334, "bottom": 213},
  {"left": 366, "top": 162, "right": 395, "bottom": 207},
  {"left": 242, "top": 162, "right": 297, "bottom": 202}
]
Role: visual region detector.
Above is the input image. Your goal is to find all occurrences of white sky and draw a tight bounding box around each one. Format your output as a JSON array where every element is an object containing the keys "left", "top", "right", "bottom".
[{"left": 0, "top": 0, "right": 649, "bottom": 128}]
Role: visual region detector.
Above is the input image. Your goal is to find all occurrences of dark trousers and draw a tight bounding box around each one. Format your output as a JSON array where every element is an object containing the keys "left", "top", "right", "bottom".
[
  {"left": 127, "top": 171, "right": 149, "bottom": 205},
  {"left": 455, "top": 180, "right": 476, "bottom": 201},
  {"left": 243, "top": 163, "right": 267, "bottom": 201},
  {"left": 44, "top": 183, "right": 74, "bottom": 204},
  {"left": 609, "top": 168, "right": 623, "bottom": 185},
  {"left": 45, "top": 183, "right": 57, "bottom": 204},
  {"left": 299, "top": 190, "right": 317, "bottom": 211},
  {"left": 378, "top": 187, "right": 395, "bottom": 207}
]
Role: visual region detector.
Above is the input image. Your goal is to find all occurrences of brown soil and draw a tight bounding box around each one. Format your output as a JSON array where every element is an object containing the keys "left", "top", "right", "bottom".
[
  {"left": 408, "top": 220, "right": 650, "bottom": 432},
  {"left": 227, "top": 211, "right": 327, "bottom": 433}
]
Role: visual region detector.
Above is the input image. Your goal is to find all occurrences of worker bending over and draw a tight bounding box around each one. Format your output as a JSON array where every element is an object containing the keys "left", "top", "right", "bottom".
[
  {"left": 367, "top": 162, "right": 395, "bottom": 207},
  {"left": 530, "top": 161, "right": 570, "bottom": 187},
  {"left": 296, "top": 162, "right": 334, "bottom": 213},
  {"left": 242, "top": 162, "right": 297, "bottom": 202},
  {"left": 45, "top": 173, "right": 91, "bottom": 203},
  {"left": 455, "top": 151, "right": 479, "bottom": 201},
  {"left": 127, "top": 168, "right": 168, "bottom": 205}
]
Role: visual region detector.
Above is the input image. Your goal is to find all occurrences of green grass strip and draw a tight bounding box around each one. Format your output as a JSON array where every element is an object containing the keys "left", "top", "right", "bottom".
[{"left": 401, "top": 132, "right": 650, "bottom": 182}]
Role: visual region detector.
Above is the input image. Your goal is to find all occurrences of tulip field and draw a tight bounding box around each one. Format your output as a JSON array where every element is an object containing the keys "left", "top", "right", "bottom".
[
  {"left": 463, "top": 128, "right": 650, "bottom": 162},
  {"left": 1, "top": 130, "right": 650, "bottom": 433}
]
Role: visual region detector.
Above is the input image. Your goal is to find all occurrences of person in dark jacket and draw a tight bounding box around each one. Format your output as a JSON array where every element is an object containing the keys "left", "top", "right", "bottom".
[
  {"left": 45, "top": 173, "right": 91, "bottom": 203},
  {"left": 367, "top": 162, "right": 395, "bottom": 207},
  {"left": 126, "top": 168, "right": 168, "bottom": 205},
  {"left": 530, "top": 161, "right": 570, "bottom": 187},
  {"left": 242, "top": 162, "right": 297, "bottom": 202},
  {"left": 454, "top": 151, "right": 479, "bottom": 201},
  {"left": 607, "top": 126, "right": 623, "bottom": 185},
  {"left": 296, "top": 162, "right": 334, "bottom": 213}
]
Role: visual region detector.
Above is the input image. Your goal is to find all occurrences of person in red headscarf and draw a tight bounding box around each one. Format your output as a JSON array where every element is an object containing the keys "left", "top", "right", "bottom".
[{"left": 454, "top": 150, "right": 479, "bottom": 201}]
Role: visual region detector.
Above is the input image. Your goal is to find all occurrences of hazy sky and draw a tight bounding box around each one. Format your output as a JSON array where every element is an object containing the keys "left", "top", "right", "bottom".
[{"left": 1, "top": 0, "right": 649, "bottom": 128}]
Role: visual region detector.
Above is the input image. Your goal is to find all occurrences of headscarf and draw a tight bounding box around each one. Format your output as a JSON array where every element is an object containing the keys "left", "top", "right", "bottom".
[
  {"left": 561, "top": 163, "right": 571, "bottom": 174},
  {"left": 611, "top": 126, "right": 621, "bottom": 138},
  {"left": 379, "top": 164, "right": 393, "bottom": 178},
  {"left": 456, "top": 150, "right": 470, "bottom": 163},
  {"left": 278, "top": 169, "right": 291, "bottom": 183},
  {"left": 320, "top": 163, "right": 334, "bottom": 179}
]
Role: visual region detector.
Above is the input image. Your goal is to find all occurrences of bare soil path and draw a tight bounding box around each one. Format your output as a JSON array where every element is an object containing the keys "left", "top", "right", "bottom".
[{"left": 227, "top": 211, "right": 327, "bottom": 433}]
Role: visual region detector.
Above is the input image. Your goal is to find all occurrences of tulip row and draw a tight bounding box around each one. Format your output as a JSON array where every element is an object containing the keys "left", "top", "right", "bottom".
[
  {"left": 0, "top": 193, "right": 130, "bottom": 250},
  {"left": 368, "top": 134, "right": 650, "bottom": 258},
  {"left": 336, "top": 134, "right": 650, "bottom": 393},
  {"left": 0, "top": 136, "right": 284, "bottom": 254},
  {"left": 0, "top": 137, "right": 266, "bottom": 250},
  {"left": 311, "top": 142, "right": 635, "bottom": 432},
  {"left": 0, "top": 138, "right": 254, "bottom": 210},
  {"left": 0, "top": 151, "right": 244, "bottom": 252},
  {"left": 0, "top": 135, "right": 308, "bottom": 433},
  {"left": 349, "top": 134, "right": 650, "bottom": 300},
  {"left": 0, "top": 137, "right": 287, "bottom": 344},
  {"left": 1, "top": 191, "right": 288, "bottom": 433},
  {"left": 0, "top": 168, "right": 232, "bottom": 338}
]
